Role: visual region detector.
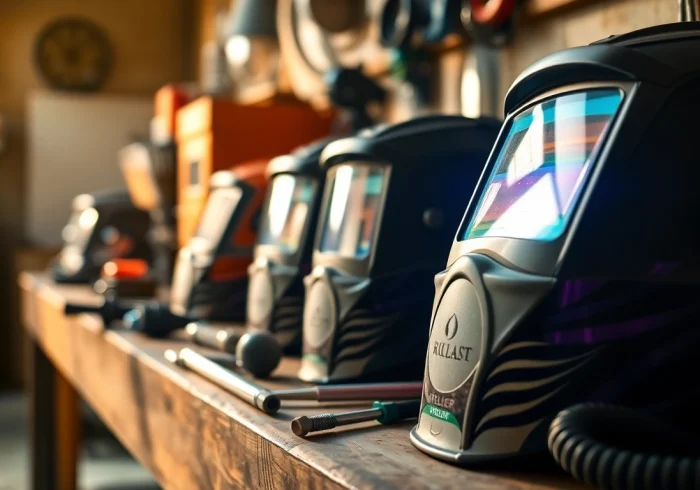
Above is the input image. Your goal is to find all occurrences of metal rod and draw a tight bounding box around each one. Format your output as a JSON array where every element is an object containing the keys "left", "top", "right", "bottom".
[
  {"left": 315, "top": 382, "right": 422, "bottom": 401},
  {"left": 680, "top": 0, "right": 698, "bottom": 21},
  {"left": 165, "top": 348, "right": 281, "bottom": 414},
  {"left": 185, "top": 322, "right": 240, "bottom": 353},
  {"left": 271, "top": 388, "right": 319, "bottom": 401},
  {"left": 274, "top": 382, "right": 423, "bottom": 402},
  {"left": 166, "top": 347, "right": 422, "bottom": 414},
  {"left": 334, "top": 408, "right": 382, "bottom": 424},
  {"left": 194, "top": 351, "right": 239, "bottom": 370}
]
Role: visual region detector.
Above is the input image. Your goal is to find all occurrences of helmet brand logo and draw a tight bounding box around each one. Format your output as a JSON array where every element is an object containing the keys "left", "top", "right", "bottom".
[
  {"left": 433, "top": 313, "right": 473, "bottom": 362},
  {"left": 445, "top": 314, "right": 458, "bottom": 340}
]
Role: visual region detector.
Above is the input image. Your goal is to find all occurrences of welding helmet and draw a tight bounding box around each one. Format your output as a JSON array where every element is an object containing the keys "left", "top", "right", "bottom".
[
  {"left": 119, "top": 140, "right": 177, "bottom": 284},
  {"left": 170, "top": 160, "right": 268, "bottom": 321},
  {"left": 53, "top": 190, "right": 151, "bottom": 284},
  {"left": 299, "top": 115, "right": 501, "bottom": 383},
  {"left": 411, "top": 22, "right": 700, "bottom": 469},
  {"left": 247, "top": 139, "right": 333, "bottom": 352}
]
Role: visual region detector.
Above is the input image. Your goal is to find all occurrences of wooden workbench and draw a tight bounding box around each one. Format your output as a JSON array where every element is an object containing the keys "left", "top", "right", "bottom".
[{"left": 19, "top": 272, "right": 588, "bottom": 490}]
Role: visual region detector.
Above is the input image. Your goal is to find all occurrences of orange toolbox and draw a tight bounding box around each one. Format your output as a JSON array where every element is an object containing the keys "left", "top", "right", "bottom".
[{"left": 175, "top": 97, "right": 334, "bottom": 248}]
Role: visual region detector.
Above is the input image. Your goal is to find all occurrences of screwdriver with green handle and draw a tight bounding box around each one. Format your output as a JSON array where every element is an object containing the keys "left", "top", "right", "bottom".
[{"left": 291, "top": 400, "right": 422, "bottom": 437}]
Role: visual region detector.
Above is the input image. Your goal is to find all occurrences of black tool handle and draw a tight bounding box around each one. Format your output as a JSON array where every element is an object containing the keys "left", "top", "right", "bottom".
[
  {"left": 63, "top": 300, "right": 130, "bottom": 327},
  {"left": 64, "top": 303, "right": 102, "bottom": 315},
  {"left": 123, "top": 303, "right": 191, "bottom": 338}
]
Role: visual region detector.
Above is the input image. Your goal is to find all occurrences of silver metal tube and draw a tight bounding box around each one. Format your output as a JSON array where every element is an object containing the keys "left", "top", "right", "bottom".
[
  {"left": 169, "top": 348, "right": 281, "bottom": 414},
  {"left": 185, "top": 322, "right": 240, "bottom": 353},
  {"left": 333, "top": 408, "right": 382, "bottom": 425},
  {"left": 680, "top": 0, "right": 698, "bottom": 21},
  {"left": 273, "top": 388, "right": 319, "bottom": 401},
  {"left": 274, "top": 382, "right": 422, "bottom": 402}
]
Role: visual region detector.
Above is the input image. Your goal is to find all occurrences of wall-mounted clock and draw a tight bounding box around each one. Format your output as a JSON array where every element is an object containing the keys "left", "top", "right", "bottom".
[{"left": 34, "top": 17, "right": 113, "bottom": 92}]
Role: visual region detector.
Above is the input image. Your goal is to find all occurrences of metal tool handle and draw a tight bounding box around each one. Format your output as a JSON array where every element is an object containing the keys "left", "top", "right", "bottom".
[
  {"left": 680, "top": 0, "right": 698, "bottom": 21},
  {"left": 200, "top": 351, "right": 239, "bottom": 370},
  {"left": 186, "top": 323, "right": 240, "bottom": 353},
  {"left": 176, "top": 348, "right": 280, "bottom": 414},
  {"left": 315, "top": 382, "right": 423, "bottom": 402}
]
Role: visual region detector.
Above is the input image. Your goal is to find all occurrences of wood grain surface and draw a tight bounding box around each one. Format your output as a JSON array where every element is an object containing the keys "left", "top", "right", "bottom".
[{"left": 20, "top": 272, "right": 589, "bottom": 490}]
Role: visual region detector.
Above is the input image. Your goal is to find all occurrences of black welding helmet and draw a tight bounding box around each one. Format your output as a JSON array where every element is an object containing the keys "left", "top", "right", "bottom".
[
  {"left": 246, "top": 139, "right": 333, "bottom": 352},
  {"left": 411, "top": 22, "right": 700, "bottom": 469},
  {"left": 53, "top": 190, "right": 151, "bottom": 284},
  {"left": 169, "top": 161, "right": 268, "bottom": 322},
  {"left": 298, "top": 116, "right": 501, "bottom": 383}
]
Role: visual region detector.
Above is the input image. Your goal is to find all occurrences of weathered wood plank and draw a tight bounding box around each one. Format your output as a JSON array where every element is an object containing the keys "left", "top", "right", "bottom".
[{"left": 20, "top": 272, "right": 587, "bottom": 490}]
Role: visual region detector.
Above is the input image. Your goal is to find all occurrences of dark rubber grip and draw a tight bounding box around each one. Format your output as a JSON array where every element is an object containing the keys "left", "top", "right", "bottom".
[
  {"left": 124, "top": 304, "right": 191, "bottom": 338},
  {"left": 308, "top": 414, "right": 338, "bottom": 432},
  {"left": 64, "top": 303, "right": 101, "bottom": 315},
  {"left": 64, "top": 301, "right": 130, "bottom": 327}
]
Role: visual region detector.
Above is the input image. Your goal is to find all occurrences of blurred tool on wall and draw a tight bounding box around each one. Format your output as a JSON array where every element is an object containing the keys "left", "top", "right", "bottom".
[
  {"left": 379, "top": 0, "right": 463, "bottom": 112},
  {"left": 460, "top": 0, "right": 520, "bottom": 119},
  {"left": 224, "top": 0, "right": 280, "bottom": 103},
  {"left": 462, "top": 0, "right": 521, "bottom": 47},
  {"left": 276, "top": 0, "right": 385, "bottom": 106},
  {"left": 201, "top": 8, "right": 234, "bottom": 96}
]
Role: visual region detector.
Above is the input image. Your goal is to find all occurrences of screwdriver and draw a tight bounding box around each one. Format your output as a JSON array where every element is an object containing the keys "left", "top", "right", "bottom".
[{"left": 291, "top": 399, "right": 421, "bottom": 437}]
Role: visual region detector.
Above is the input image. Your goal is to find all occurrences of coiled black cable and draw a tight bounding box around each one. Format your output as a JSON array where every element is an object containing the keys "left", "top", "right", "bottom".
[{"left": 548, "top": 404, "right": 700, "bottom": 490}]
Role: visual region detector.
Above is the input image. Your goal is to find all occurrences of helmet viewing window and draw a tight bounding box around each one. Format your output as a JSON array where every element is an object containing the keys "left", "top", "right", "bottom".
[
  {"left": 194, "top": 186, "right": 243, "bottom": 245},
  {"left": 464, "top": 88, "right": 623, "bottom": 242},
  {"left": 319, "top": 164, "right": 386, "bottom": 260},
  {"left": 258, "top": 174, "right": 317, "bottom": 254}
]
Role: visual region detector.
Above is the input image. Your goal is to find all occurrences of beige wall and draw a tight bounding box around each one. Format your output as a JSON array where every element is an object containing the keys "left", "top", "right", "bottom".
[
  {"left": 438, "top": 0, "right": 679, "bottom": 117},
  {"left": 0, "top": 0, "right": 195, "bottom": 388},
  {"left": 497, "top": 0, "right": 678, "bottom": 101}
]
